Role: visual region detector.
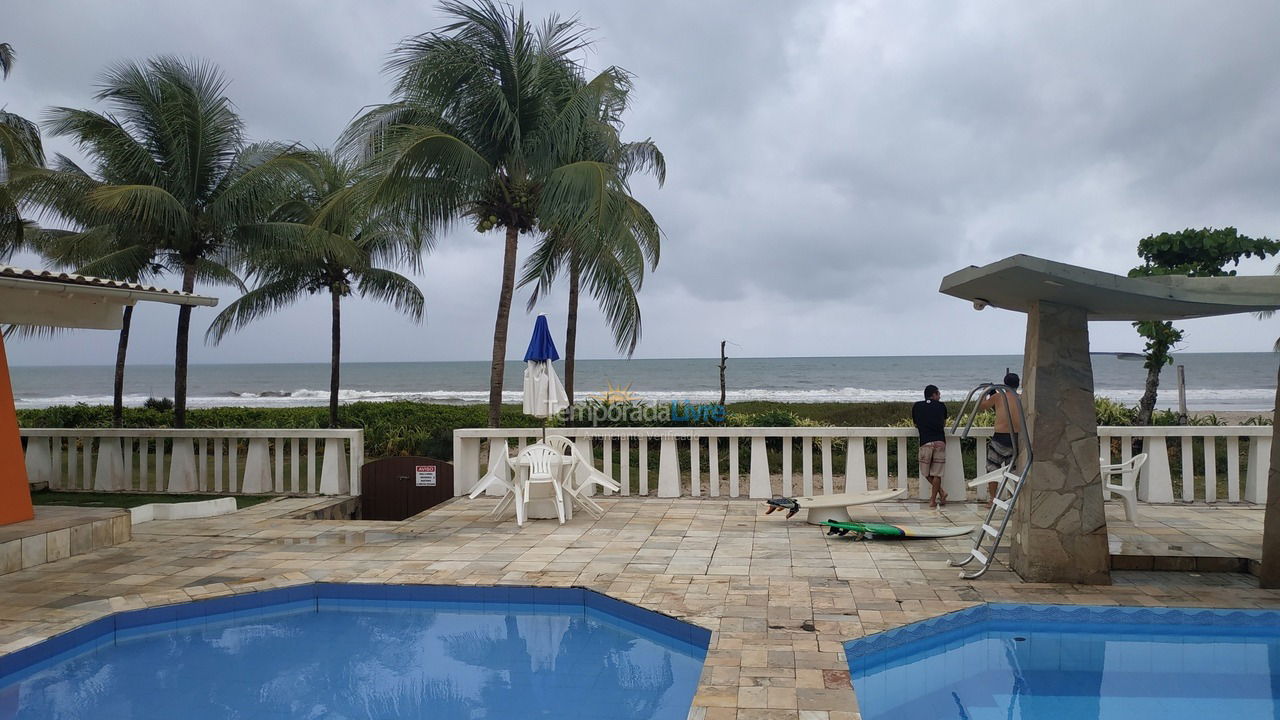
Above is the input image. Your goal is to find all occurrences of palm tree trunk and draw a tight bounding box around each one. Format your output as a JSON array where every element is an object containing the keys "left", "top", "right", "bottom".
[
  {"left": 173, "top": 260, "right": 197, "bottom": 428},
  {"left": 330, "top": 289, "right": 341, "bottom": 429},
  {"left": 112, "top": 306, "right": 133, "bottom": 428},
  {"left": 488, "top": 225, "right": 520, "bottom": 428},
  {"left": 564, "top": 260, "right": 580, "bottom": 405},
  {"left": 1136, "top": 364, "right": 1161, "bottom": 427}
]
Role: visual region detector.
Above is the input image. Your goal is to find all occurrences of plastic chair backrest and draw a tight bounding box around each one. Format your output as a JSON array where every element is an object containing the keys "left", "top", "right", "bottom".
[
  {"left": 1127, "top": 453, "right": 1149, "bottom": 481},
  {"left": 543, "top": 435, "right": 576, "bottom": 460},
  {"left": 520, "top": 444, "right": 561, "bottom": 478},
  {"left": 1105, "top": 453, "right": 1148, "bottom": 489}
]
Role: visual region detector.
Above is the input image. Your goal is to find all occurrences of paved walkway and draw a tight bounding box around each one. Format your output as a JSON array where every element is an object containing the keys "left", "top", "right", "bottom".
[{"left": 1, "top": 496, "right": 1277, "bottom": 720}]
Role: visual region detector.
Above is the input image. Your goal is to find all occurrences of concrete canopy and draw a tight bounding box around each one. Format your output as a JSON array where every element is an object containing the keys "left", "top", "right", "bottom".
[
  {"left": 0, "top": 266, "right": 217, "bottom": 527},
  {"left": 940, "top": 254, "right": 1280, "bottom": 321},
  {"left": 939, "top": 254, "right": 1280, "bottom": 585},
  {"left": 0, "top": 265, "right": 216, "bottom": 329}
]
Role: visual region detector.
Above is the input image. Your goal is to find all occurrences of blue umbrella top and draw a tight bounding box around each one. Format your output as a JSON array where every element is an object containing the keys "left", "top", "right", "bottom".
[{"left": 523, "top": 314, "right": 560, "bottom": 363}]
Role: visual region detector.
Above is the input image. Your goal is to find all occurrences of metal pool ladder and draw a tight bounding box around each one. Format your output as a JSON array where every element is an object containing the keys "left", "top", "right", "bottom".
[{"left": 948, "top": 383, "right": 1033, "bottom": 580}]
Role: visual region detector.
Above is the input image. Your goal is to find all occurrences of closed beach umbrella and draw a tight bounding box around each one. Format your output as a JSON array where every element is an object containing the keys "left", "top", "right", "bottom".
[{"left": 522, "top": 314, "right": 569, "bottom": 419}]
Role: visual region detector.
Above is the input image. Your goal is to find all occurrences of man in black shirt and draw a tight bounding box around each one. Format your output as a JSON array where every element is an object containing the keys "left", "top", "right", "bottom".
[{"left": 912, "top": 384, "right": 948, "bottom": 508}]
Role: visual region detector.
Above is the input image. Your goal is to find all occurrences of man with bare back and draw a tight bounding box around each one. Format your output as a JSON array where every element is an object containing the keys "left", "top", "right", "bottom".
[{"left": 977, "top": 372, "right": 1023, "bottom": 505}]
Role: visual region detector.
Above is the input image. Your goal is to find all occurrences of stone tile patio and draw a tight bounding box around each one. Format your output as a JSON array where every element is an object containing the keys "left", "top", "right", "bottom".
[{"left": 1, "top": 496, "right": 1278, "bottom": 720}]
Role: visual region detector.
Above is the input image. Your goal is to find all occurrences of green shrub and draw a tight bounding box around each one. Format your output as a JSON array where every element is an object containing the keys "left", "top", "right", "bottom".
[
  {"left": 1095, "top": 396, "right": 1137, "bottom": 426},
  {"left": 749, "top": 409, "right": 800, "bottom": 427},
  {"left": 142, "top": 397, "right": 174, "bottom": 412}
]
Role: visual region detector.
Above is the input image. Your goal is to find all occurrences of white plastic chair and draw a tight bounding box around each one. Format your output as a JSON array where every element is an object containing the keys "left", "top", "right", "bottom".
[
  {"left": 967, "top": 465, "right": 1010, "bottom": 489},
  {"left": 469, "top": 452, "right": 527, "bottom": 525},
  {"left": 517, "top": 444, "right": 567, "bottom": 525},
  {"left": 1101, "top": 453, "right": 1148, "bottom": 522},
  {"left": 544, "top": 435, "right": 621, "bottom": 518},
  {"left": 967, "top": 464, "right": 1011, "bottom": 502}
]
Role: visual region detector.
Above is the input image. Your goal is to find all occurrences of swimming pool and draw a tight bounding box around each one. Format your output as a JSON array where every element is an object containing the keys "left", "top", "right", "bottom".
[
  {"left": 0, "top": 584, "right": 709, "bottom": 720},
  {"left": 845, "top": 603, "right": 1280, "bottom": 720}
]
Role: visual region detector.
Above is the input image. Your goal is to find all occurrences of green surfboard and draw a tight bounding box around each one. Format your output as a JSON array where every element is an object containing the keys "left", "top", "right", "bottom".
[{"left": 822, "top": 520, "right": 975, "bottom": 539}]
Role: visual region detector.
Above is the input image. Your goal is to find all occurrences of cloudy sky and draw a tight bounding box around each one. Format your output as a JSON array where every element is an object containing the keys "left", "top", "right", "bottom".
[{"left": 4, "top": 0, "right": 1280, "bottom": 367}]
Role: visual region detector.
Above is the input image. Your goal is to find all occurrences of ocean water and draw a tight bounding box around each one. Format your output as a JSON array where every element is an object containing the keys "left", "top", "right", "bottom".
[
  {"left": 9, "top": 353, "right": 1277, "bottom": 411},
  {"left": 1, "top": 602, "right": 705, "bottom": 720}
]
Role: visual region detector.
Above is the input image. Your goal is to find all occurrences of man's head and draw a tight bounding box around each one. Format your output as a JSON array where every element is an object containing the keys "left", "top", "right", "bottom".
[
  {"left": 1003, "top": 372, "right": 1020, "bottom": 390},
  {"left": 924, "top": 384, "right": 940, "bottom": 401}
]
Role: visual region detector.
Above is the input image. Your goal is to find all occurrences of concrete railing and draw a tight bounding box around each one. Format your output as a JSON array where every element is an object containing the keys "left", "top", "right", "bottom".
[
  {"left": 454, "top": 425, "right": 1273, "bottom": 504},
  {"left": 21, "top": 429, "right": 364, "bottom": 496},
  {"left": 1098, "top": 425, "right": 1272, "bottom": 504}
]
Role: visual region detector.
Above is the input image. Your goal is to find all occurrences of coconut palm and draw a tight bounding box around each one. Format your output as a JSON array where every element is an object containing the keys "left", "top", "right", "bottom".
[
  {"left": 206, "top": 150, "right": 426, "bottom": 427},
  {"left": 9, "top": 155, "right": 164, "bottom": 426},
  {"left": 0, "top": 41, "right": 44, "bottom": 254},
  {"left": 342, "top": 0, "right": 643, "bottom": 427},
  {"left": 40, "top": 56, "right": 300, "bottom": 426},
  {"left": 520, "top": 113, "right": 664, "bottom": 403}
]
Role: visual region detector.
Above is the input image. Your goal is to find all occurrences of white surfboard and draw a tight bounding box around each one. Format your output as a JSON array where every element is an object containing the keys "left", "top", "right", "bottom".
[{"left": 764, "top": 488, "right": 908, "bottom": 525}]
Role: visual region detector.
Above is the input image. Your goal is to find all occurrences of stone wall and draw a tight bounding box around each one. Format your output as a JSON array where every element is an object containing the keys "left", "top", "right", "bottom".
[{"left": 1010, "top": 300, "right": 1111, "bottom": 584}]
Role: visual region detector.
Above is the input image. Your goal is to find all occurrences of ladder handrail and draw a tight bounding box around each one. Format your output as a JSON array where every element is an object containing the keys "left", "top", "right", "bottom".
[
  {"left": 949, "top": 383, "right": 1034, "bottom": 468},
  {"left": 948, "top": 382, "right": 1034, "bottom": 580}
]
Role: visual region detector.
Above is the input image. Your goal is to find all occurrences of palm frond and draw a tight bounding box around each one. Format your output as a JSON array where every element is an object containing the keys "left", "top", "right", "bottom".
[
  {"left": 43, "top": 107, "right": 159, "bottom": 185},
  {"left": 87, "top": 184, "right": 189, "bottom": 233},
  {"left": 193, "top": 258, "right": 245, "bottom": 291},
  {"left": 204, "top": 275, "right": 306, "bottom": 343},
  {"left": 0, "top": 110, "right": 44, "bottom": 170},
  {"left": 355, "top": 267, "right": 426, "bottom": 322},
  {"left": 0, "top": 43, "right": 14, "bottom": 79}
]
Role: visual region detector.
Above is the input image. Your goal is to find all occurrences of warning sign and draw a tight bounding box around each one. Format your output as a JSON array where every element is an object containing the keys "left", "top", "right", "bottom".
[{"left": 415, "top": 465, "right": 437, "bottom": 487}]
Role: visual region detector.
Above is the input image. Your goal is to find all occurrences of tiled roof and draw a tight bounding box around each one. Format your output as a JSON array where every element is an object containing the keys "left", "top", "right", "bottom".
[{"left": 0, "top": 265, "right": 197, "bottom": 298}]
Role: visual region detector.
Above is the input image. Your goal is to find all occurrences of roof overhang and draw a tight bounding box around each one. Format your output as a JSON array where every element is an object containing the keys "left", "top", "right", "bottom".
[
  {"left": 939, "top": 255, "right": 1280, "bottom": 321},
  {"left": 0, "top": 266, "right": 217, "bottom": 330}
]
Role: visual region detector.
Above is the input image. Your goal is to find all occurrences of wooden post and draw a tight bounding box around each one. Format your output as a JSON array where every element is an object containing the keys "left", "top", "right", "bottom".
[
  {"left": 719, "top": 340, "right": 727, "bottom": 407},
  {"left": 1176, "top": 365, "right": 1188, "bottom": 425}
]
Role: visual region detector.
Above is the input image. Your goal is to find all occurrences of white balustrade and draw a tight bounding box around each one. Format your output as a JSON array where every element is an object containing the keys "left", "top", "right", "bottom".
[
  {"left": 20, "top": 428, "right": 363, "bottom": 496},
  {"left": 454, "top": 425, "right": 1275, "bottom": 505}
]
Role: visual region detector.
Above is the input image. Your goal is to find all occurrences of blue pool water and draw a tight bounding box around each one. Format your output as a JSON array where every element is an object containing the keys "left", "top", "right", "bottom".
[
  {"left": 846, "top": 604, "right": 1280, "bottom": 720},
  {"left": 0, "top": 586, "right": 707, "bottom": 720}
]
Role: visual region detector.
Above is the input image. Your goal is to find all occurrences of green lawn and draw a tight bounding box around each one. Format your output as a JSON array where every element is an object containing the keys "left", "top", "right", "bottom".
[{"left": 31, "top": 490, "right": 277, "bottom": 510}]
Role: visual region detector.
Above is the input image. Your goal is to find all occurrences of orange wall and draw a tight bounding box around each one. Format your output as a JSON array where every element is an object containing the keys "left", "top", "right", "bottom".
[{"left": 0, "top": 332, "right": 34, "bottom": 524}]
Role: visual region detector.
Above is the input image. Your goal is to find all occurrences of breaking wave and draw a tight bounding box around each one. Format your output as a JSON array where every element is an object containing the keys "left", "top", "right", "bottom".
[{"left": 12, "top": 385, "right": 1276, "bottom": 411}]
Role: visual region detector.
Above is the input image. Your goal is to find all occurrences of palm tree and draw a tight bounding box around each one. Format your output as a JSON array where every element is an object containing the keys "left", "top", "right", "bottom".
[
  {"left": 342, "top": 0, "right": 641, "bottom": 427},
  {"left": 206, "top": 150, "right": 426, "bottom": 427},
  {"left": 0, "top": 41, "right": 44, "bottom": 253},
  {"left": 41, "top": 56, "right": 299, "bottom": 427},
  {"left": 520, "top": 101, "right": 665, "bottom": 404},
  {"left": 10, "top": 155, "right": 163, "bottom": 426}
]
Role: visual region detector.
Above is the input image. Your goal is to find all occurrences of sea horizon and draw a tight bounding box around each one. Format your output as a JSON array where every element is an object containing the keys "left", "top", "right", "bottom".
[{"left": 10, "top": 352, "right": 1277, "bottom": 412}]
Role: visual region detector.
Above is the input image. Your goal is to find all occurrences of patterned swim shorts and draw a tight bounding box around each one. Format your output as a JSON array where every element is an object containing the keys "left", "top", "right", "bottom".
[{"left": 918, "top": 440, "right": 946, "bottom": 479}]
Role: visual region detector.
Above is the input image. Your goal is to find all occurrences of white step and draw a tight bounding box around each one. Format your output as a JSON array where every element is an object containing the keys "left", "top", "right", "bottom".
[
  {"left": 971, "top": 548, "right": 989, "bottom": 565},
  {"left": 993, "top": 497, "right": 1011, "bottom": 511},
  {"left": 981, "top": 524, "right": 999, "bottom": 538}
]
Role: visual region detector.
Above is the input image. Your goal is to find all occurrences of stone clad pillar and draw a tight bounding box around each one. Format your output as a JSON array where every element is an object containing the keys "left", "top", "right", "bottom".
[
  {"left": 1259, "top": 363, "right": 1280, "bottom": 588},
  {"left": 1010, "top": 300, "right": 1111, "bottom": 584}
]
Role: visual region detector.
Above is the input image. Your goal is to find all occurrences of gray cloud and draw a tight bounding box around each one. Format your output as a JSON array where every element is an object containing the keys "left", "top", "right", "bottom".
[{"left": 4, "top": 0, "right": 1280, "bottom": 368}]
